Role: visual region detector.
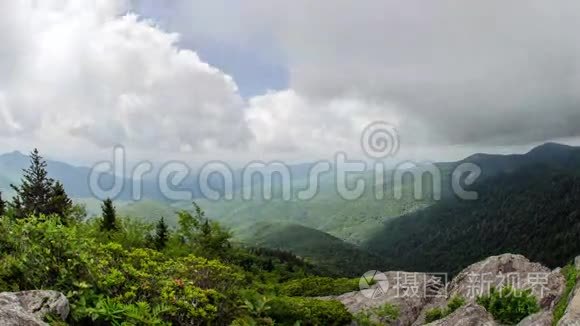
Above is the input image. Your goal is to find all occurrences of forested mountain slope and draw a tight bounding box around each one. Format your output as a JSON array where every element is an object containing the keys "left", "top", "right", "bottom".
[
  {"left": 365, "top": 165, "right": 580, "bottom": 275},
  {"left": 239, "top": 222, "right": 389, "bottom": 276}
]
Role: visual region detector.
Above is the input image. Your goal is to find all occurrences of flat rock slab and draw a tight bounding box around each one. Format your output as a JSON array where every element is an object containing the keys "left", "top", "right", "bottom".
[
  {"left": 424, "top": 303, "right": 496, "bottom": 326},
  {"left": 0, "top": 290, "right": 69, "bottom": 326},
  {"left": 448, "top": 254, "right": 565, "bottom": 310},
  {"left": 558, "top": 279, "right": 580, "bottom": 326},
  {"left": 327, "top": 271, "right": 444, "bottom": 325}
]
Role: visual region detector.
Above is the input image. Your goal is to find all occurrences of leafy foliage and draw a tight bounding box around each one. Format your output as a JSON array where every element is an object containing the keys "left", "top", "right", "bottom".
[
  {"left": 0, "top": 156, "right": 355, "bottom": 325},
  {"left": 0, "top": 216, "right": 246, "bottom": 325},
  {"left": 553, "top": 264, "right": 578, "bottom": 325},
  {"left": 84, "top": 298, "right": 171, "bottom": 325},
  {"left": 476, "top": 287, "right": 540, "bottom": 324},
  {"left": 353, "top": 303, "right": 399, "bottom": 326},
  {"left": 267, "top": 296, "right": 352, "bottom": 325},
  {"left": 424, "top": 296, "right": 466, "bottom": 323},
  {"left": 424, "top": 307, "right": 444, "bottom": 323},
  {"left": 173, "top": 202, "right": 232, "bottom": 260},
  {"left": 279, "top": 277, "right": 359, "bottom": 297},
  {"left": 235, "top": 292, "right": 275, "bottom": 325}
]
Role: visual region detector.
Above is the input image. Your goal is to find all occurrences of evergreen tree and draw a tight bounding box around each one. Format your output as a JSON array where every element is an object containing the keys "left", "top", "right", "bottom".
[
  {"left": 0, "top": 192, "right": 5, "bottom": 216},
  {"left": 47, "top": 181, "right": 73, "bottom": 219},
  {"left": 153, "top": 217, "right": 170, "bottom": 250},
  {"left": 100, "top": 198, "right": 118, "bottom": 231},
  {"left": 10, "top": 149, "right": 71, "bottom": 219},
  {"left": 177, "top": 202, "right": 232, "bottom": 259}
]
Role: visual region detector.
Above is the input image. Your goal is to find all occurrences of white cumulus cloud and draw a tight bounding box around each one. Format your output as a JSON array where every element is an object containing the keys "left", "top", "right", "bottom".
[{"left": 0, "top": 0, "right": 252, "bottom": 160}]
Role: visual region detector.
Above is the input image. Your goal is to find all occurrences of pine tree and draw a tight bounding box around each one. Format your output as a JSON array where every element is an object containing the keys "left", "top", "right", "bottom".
[
  {"left": 47, "top": 181, "right": 73, "bottom": 219},
  {"left": 10, "top": 148, "right": 69, "bottom": 219},
  {"left": 0, "top": 192, "right": 5, "bottom": 216},
  {"left": 100, "top": 198, "right": 118, "bottom": 231},
  {"left": 153, "top": 217, "right": 170, "bottom": 250}
]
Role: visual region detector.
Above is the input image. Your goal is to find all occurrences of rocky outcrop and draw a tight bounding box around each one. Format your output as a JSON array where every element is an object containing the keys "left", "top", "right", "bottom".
[
  {"left": 324, "top": 271, "right": 444, "bottom": 325},
  {"left": 423, "top": 303, "right": 496, "bottom": 326},
  {"left": 325, "top": 253, "right": 574, "bottom": 325},
  {"left": 426, "top": 304, "right": 554, "bottom": 326},
  {"left": 411, "top": 301, "right": 447, "bottom": 326},
  {"left": 0, "top": 290, "right": 69, "bottom": 326},
  {"left": 558, "top": 280, "right": 580, "bottom": 326},
  {"left": 517, "top": 311, "right": 553, "bottom": 326},
  {"left": 448, "top": 254, "right": 565, "bottom": 310}
]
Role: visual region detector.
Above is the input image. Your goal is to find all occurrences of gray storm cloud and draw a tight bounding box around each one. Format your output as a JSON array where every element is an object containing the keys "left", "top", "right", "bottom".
[
  {"left": 239, "top": 0, "right": 580, "bottom": 146},
  {"left": 1, "top": 0, "right": 580, "bottom": 161},
  {"left": 136, "top": 0, "right": 580, "bottom": 150}
]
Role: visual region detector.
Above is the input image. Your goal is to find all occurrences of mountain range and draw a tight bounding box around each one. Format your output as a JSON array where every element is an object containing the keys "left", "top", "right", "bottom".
[{"left": 1, "top": 142, "right": 580, "bottom": 276}]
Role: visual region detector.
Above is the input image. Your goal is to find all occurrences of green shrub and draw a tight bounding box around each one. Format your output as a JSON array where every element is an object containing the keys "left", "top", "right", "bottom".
[
  {"left": 374, "top": 303, "right": 399, "bottom": 320},
  {"left": 83, "top": 243, "right": 245, "bottom": 324},
  {"left": 424, "top": 296, "right": 466, "bottom": 323},
  {"left": 477, "top": 286, "right": 540, "bottom": 324},
  {"left": 235, "top": 292, "right": 275, "bottom": 326},
  {"left": 83, "top": 297, "right": 171, "bottom": 325},
  {"left": 268, "top": 296, "right": 352, "bottom": 325},
  {"left": 353, "top": 303, "right": 399, "bottom": 325},
  {"left": 424, "top": 307, "right": 444, "bottom": 323},
  {"left": 447, "top": 295, "right": 466, "bottom": 312},
  {"left": 0, "top": 216, "right": 95, "bottom": 292},
  {"left": 279, "top": 276, "right": 359, "bottom": 297},
  {"left": 553, "top": 264, "right": 578, "bottom": 325},
  {"left": 0, "top": 216, "right": 246, "bottom": 325},
  {"left": 0, "top": 206, "right": 364, "bottom": 325}
]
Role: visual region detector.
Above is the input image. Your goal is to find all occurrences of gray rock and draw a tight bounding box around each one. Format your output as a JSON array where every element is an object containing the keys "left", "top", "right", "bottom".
[
  {"left": 424, "top": 303, "right": 496, "bottom": 326},
  {"left": 326, "top": 271, "right": 444, "bottom": 325},
  {"left": 0, "top": 291, "right": 69, "bottom": 326},
  {"left": 575, "top": 256, "right": 580, "bottom": 271},
  {"left": 517, "top": 311, "right": 553, "bottom": 326},
  {"left": 324, "top": 254, "right": 566, "bottom": 325},
  {"left": 410, "top": 299, "right": 447, "bottom": 326},
  {"left": 448, "top": 254, "right": 565, "bottom": 310},
  {"left": 558, "top": 279, "right": 580, "bottom": 326}
]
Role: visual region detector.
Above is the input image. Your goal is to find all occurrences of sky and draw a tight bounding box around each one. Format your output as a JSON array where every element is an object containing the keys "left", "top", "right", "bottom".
[{"left": 1, "top": 0, "right": 580, "bottom": 166}]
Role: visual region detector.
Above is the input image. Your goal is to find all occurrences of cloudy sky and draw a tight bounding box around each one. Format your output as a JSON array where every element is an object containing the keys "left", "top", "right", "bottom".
[{"left": 1, "top": 0, "right": 579, "bottom": 165}]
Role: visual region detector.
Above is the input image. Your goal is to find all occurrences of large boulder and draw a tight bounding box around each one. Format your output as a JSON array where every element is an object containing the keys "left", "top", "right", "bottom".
[
  {"left": 323, "top": 254, "right": 566, "bottom": 325},
  {"left": 448, "top": 254, "right": 565, "bottom": 310},
  {"left": 0, "top": 291, "right": 69, "bottom": 326},
  {"left": 517, "top": 311, "right": 553, "bottom": 326},
  {"left": 558, "top": 280, "right": 580, "bottom": 326},
  {"left": 326, "top": 271, "right": 444, "bottom": 325},
  {"left": 411, "top": 300, "right": 447, "bottom": 326},
  {"left": 424, "top": 303, "right": 496, "bottom": 326}
]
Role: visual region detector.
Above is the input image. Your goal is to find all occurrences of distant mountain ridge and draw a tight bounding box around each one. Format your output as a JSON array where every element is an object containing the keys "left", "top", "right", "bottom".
[
  {"left": 2, "top": 143, "right": 580, "bottom": 276},
  {"left": 197, "top": 142, "right": 580, "bottom": 243},
  {"left": 2, "top": 142, "right": 577, "bottom": 199},
  {"left": 0, "top": 150, "right": 157, "bottom": 201},
  {"left": 454, "top": 142, "right": 580, "bottom": 179},
  {"left": 239, "top": 222, "right": 389, "bottom": 276},
  {"left": 364, "top": 143, "right": 580, "bottom": 275},
  {"left": 0, "top": 151, "right": 320, "bottom": 202}
]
